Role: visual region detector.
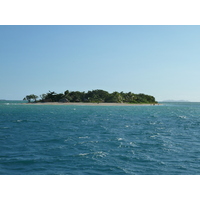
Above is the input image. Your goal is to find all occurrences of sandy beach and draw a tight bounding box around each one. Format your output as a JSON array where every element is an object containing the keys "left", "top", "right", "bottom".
[{"left": 22, "top": 102, "right": 160, "bottom": 106}]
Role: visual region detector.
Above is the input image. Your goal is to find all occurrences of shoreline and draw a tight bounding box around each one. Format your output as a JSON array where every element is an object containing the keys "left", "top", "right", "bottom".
[{"left": 22, "top": 102, "right": 161, "bottom": 106}]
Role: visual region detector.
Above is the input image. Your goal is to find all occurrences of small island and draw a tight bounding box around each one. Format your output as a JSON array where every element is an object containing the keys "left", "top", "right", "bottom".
[{"left": 23, "top": 89, "right": 158, "bottom": 105}]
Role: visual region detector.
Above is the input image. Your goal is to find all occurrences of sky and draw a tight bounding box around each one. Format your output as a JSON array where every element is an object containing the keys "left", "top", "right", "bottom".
[{"left": 1, "top": 25, "right": 200, "bottom": 101}]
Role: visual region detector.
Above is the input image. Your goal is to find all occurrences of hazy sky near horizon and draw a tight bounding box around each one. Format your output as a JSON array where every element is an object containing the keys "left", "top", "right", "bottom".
[{"left": 1, "top": 25, "right": 200, "bottom": 101}]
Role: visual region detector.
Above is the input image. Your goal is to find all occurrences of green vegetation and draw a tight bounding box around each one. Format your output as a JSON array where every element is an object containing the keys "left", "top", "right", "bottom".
[
  {"left": 24, "top": 89, "right": 157, "bottom": 104},
  {"left": 23, "top": 94, "right": 38, "bottom": 103}
]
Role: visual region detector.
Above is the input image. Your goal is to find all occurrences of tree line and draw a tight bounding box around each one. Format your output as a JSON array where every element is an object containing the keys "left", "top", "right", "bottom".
[{"left": 23, "top": 89, "right": 157, "bottom": 104}]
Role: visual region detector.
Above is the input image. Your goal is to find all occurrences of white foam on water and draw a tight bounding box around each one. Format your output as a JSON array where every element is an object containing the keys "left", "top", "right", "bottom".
[
  {"left": 89, "top": 140, "right": 98, "bottom": 143},
  {"left": 150, "top": 133, "right": 160, "bottom": 137},
  {"left": 0, "top": 127, "right": 9, "bottom": 130},
  {"left": 79, "top": 136, "right": 89, "bottom": 139},
  {"left": 93, "top": 151, "right": 107, "bottom": 158},
  {"left": 131, "top": 150, "right": 135, "bottom": 154},
  {"left": 79, "top": 153, "right": 89, "bottom": 156},
  {"left": 129, "top": 142, "right": 137, "bottom": 147},
  {"left": 179, "top": 115, "right": 187, "bottom": 119}
]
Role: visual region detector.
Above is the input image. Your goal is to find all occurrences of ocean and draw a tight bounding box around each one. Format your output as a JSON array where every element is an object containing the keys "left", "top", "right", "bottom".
[{"left": 0, "top": 101, "right": 200, "bottom": 175}]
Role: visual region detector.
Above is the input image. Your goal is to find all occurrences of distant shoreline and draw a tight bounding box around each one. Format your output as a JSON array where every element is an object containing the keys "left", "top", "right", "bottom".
[{"left": 22, "top": 102, "right": 161, "bottom": 106}]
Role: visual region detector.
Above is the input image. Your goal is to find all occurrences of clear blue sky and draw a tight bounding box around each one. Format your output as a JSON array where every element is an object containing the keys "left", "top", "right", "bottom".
[{"left": 1, "top": 25, "right": 200, "bottom": 101}]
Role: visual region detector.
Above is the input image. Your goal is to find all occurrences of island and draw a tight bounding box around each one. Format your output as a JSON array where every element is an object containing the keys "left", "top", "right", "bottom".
[{"left": 23, "top": 89, "right": 158, "bottom": 105}]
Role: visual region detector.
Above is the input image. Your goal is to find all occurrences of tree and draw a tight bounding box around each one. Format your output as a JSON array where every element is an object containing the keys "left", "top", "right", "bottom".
[
  {"left": 105, "top": 91, "right": 123, "bottom": 103},
  {"left": 23, "top": 94, "right": 38, "bottom": 102},
  {"left": 85, "top": 89, "right": 109, "bottom": 102},
  {"left": 44, "top": 91, "right": 57, "bottom": 102},
  {"left": 40, "top": 94, "right": 47, "bottom": 101},
  {"left": 69, "top": 91, "right": 84, "bottom": 102}
]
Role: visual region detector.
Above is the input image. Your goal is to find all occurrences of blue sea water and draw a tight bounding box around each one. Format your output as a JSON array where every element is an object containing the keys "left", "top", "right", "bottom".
[{"left": 0, "top": 101, "right": 200, "bottom": 175}]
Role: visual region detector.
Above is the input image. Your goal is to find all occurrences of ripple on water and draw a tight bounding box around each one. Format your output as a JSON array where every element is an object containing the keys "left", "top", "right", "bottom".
[{"left": 1, "top": 102, "right": 200, "bottom": 174}]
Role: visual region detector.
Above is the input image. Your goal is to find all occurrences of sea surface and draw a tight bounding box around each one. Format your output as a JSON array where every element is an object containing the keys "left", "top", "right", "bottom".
[{"left": 1, "top": 101, "right": 200, "bottom": 175}]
